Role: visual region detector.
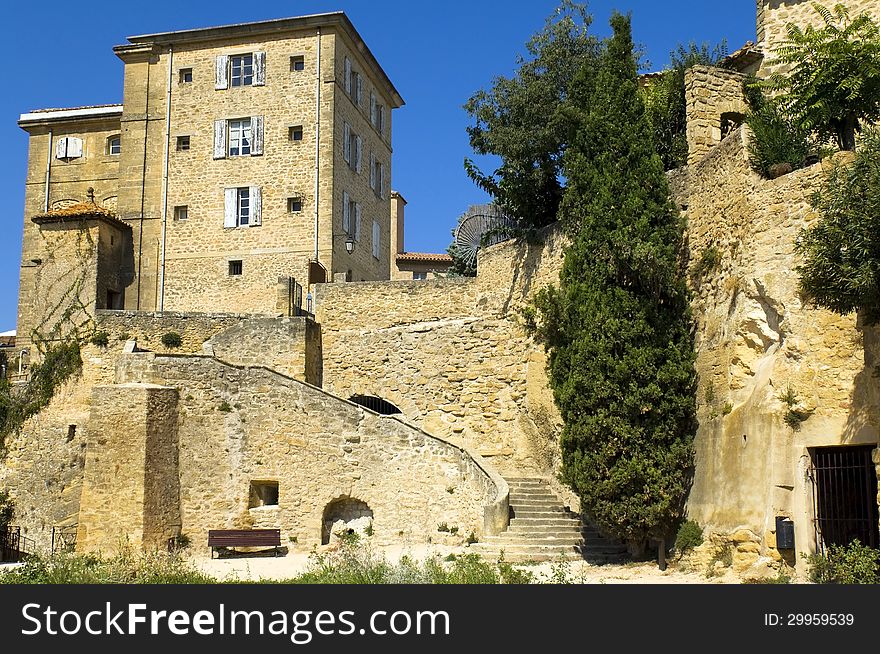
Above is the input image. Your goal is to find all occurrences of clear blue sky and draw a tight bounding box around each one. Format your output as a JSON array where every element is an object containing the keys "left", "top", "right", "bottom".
[{"left": 1, "top": 1, "right": 755, "bottom": 331}]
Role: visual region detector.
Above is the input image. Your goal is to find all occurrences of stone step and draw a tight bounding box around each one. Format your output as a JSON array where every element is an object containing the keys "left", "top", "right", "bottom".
[
  {"left": 509, "top": 518, "right": 583, "bottom": 528},
  {"left": 484, "top": 533, "right": 583, "bottom": 543},
  {"left": 508, "top": 525, "right": 584, "bottom": 535},
  {"left": 508, "top": 497, "right": 562, "bottom": 505},
  {"left": 510, "top": 509, "right": 571, "bottom": 519}
]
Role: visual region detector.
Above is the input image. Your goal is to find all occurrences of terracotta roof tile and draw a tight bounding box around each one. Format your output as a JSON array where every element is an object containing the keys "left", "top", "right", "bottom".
[
  {"left": 32, "top": 202, "right": 130, "bottom": 230},
  {"left": 396, "top": 252, "right": 453, "bottom": 263}
]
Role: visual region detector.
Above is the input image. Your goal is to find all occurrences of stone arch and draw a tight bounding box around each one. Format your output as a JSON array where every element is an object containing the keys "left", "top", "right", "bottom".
[
  {"left": 50, "top": 198, "right": 78, "bottom": 210},
  {"left": 348, "top": 394, "right": 402, "bottom": 415},
  {"left": 321, "top": 497, "right": 373, "bottom": 545},
  {"left": 101, "top": 195, "right": 118, "bottom": 211}
]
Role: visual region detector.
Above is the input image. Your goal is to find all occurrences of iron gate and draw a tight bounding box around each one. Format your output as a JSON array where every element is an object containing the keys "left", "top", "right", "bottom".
[
  {"left": 0, "top": 526, "right": 21, "bottom": 562},
  {"left": 809, "top": 445, "right": 880, "bottom": 553}
]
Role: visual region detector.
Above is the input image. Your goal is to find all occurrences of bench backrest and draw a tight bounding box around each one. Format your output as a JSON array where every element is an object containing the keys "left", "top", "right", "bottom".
[{"left": 208, "top": 529, "right": 281, "bottom": 547}]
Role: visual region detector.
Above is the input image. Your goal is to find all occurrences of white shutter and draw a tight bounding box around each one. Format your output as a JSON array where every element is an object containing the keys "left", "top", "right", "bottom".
[
  {"left": 344, "top": 57, "right": 352, "bottom": 94},
  {"left": 355, "top": 204, "right": 362, "bottom": 242},
  {"left": 67, "top": 137, "right": 83, "bottom": 159},
  {"left": 343, "top": 123, "right": 351, "bottom": 163},
  {"left": 216, "top": 55, "right": 229, "bottom": 90},
  {"left": 355, "top": 135, "right": 362, "bottom": 173},
  {"left": 224, "top": 188, "right": 237, "bottom": 228},
  {"left": 379, "top": 106, "right": 386, "bottom": 136},
  {"left": 372, "top": 220, "right": 380, "bottom": 259},
  {"left": 379, "top": 163, "right": 386, "bottom": 200},
  {"left": 356, "top": 73, "right": 362, "bottom": 105},
  {"left": 369, "top": 152, "right": 376, "bottom": 190},
  {"left": 370, "top": 92, "right": 376, "bottom": 127},
  {"left": 250, "top": 186, "right": 262, "bottom": 225},
  {"left": 342, "top": 191, "right": 350, "bottom": 234},
  {"left": 253, "top": 51, "right": 266, "bottom": 86},
  {"left": 213, "top": 120, "right": 227, "bottom": 159},
  {"left": 251, "top": 116, "right": 264, "bottom": 156},
  {"left": 55, "top": 137, "right": 68, "bottom": 159}
]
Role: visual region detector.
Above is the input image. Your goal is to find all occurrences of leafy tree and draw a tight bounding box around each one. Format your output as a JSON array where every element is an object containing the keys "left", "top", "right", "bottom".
[
  {"left": 463, "top": 1, "right": 600, "bottom": 231},
  {"left": 766, "top": 3, "right": 880, "bottom": 151},
  {"left": 797, "top": 129, "right": 880, "bottom": 323},
  {"left": 536, "top": 13, "right": 697, "bottom": 552},
  {"left": 743, "top": 80, "right": 815, "bottom": 178},
  {"left": 642, "top": 42, "right": 728, "bottom": 170}
]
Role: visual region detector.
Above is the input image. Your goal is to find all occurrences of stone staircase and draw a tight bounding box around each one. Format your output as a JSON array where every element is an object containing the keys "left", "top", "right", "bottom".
[{"left": 470, "top": 477, "right": 628, "bottom": 563}]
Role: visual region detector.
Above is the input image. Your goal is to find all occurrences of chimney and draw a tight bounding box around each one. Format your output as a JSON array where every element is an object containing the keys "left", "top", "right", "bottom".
[{"left": 390, "top": 191, "right": 406, "bottom": 273}]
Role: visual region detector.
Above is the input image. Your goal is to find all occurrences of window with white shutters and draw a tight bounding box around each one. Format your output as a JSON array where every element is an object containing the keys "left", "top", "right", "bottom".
[
  {"left": 344, "top": 57, "right": 352, "bottom": 95},
  {"left": 369, "top": 152, "right": 376, "bottom": 191},
  {"left": 372, "top": 220, "right": 380, "bottom": 259},
  {"left": 229, "top": 119, "right": 252, "bottom": 156},
  {"left": 343, "top": 123, "right": 351, "bottom": 164},
  {"left": 55, "top": 137, "right": 83, "bottom": 160},
  {"left": 224, "top": 187, "right": 262, "bottom": 228},
  {"left": 355, "top": 204, "right": 362, "bottom": 242},
  {"left": 342, "top": 190, "right": 351, "bottom": 234},
  {"left": 216, "top": 118, "right": 263, "bottom": 158},
  {"left": 231, "top": 54, "right": 254, "bottom": 86},
  {"left": 354, "top": 135, "right": 362, "bottom": 173}
]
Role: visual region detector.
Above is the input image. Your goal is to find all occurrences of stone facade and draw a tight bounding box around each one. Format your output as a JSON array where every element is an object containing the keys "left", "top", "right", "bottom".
[{"left": 685, "top": 66, "right": 749, "bottom": 166}]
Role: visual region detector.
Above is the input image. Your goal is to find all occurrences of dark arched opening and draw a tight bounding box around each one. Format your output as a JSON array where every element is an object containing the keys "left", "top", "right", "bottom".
[
  {"left": 349, "top": 394, "right": 402, "bottom": 415},
  {"left": 321, "top": 497, "right": 374, "bottom": 545}
]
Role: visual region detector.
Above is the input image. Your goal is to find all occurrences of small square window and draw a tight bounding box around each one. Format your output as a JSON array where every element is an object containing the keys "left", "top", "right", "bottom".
[
  {"left": 229, "top": 260, "right": 243, "bottom": 276},
  {"left": 289, "top": 125, "right": 304, "bottom": 141},
  {"left": 413, "top": 272, "right": 428, "bottom": 281},
  {"left": 179, "top": 68, "right": 193, "bottom": 84},
  {"left": 290, "top": 55, "right": 305, "bottom": 72},
  {"left": 108, "top": 136, "right": 121, "bottom": 155},
  {"left": 288, "top": 197, "right": 303, "bottom": 213},
  {"left": 174, "top": 205, "right": 188, "bottom": 221},
  {"left": 249, "top": 481, "right": 279, "bottom": 507},
  {"left": 176, "top": 135, "right": 190, "bottom": 151}
]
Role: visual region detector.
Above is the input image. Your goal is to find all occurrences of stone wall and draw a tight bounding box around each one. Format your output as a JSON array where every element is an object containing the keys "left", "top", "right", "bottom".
[
  {"left": 110, "top": 352, "right": 503, "bottom": 552},
  {"left": 671, "top": 126, "right": 880, "bottom": 566},
  {"left": 685, "top": 66, "right": 749, "bottom": 166}
]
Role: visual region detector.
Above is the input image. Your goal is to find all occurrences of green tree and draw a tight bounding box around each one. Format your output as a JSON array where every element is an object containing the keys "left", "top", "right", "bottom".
[
  {"left": 536, "top": 13, "right": 697, "bottom": 552},
  {"left": 766, "top": 3, "right": 880, "bottom": 151},
  {"left": 463, "top": 1, "right": 599, "bottom": 230},
  {"left": 642, "top": 42, "right": 728, "bottom": 170},
  {"left": 743, "top": 80, "right": 815, "bottom": 178},
  {"left": 797, "top": 129, "right": 880, "bottom": 323}
]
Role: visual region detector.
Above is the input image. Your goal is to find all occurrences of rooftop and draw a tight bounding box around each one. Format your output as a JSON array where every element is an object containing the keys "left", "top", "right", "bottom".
[
  {"left": 396, "top": 252, "right": 453, "bottom": 264},
  {"left": 19, "top": 104, "right": 123, "bottom": 127},
  {"left": 32, "top": 199, "right": 130, "bottom": 231}
]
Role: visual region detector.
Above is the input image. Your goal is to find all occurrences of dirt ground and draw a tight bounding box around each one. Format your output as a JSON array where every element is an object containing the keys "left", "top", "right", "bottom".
[{"left": 192, "top": 543, "right": 744, "bottom": 584}]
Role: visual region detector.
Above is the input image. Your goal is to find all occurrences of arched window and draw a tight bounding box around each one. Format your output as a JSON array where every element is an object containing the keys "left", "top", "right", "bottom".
[
  {"left": 107, "top": 135, "right": 121, "bottom": 155},
  {"left": 321, "top": 497, "right": 373, "bottom": 545},
  {"left": 349, "top": 395, "right": 402, "bottom": 415}
]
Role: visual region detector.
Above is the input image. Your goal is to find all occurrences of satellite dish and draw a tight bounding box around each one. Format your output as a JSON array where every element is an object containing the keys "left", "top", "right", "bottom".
[{"left": 452, "top": 204, "right": 515, "bottom": 267}]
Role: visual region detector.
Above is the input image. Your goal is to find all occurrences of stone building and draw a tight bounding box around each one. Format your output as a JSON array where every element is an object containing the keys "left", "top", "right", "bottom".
[
  {"left": 16, "top": 12, "right": 403, "bottom": 353},
  {"left": 389, "top": 192, "right": 453, "bottom": 280}
]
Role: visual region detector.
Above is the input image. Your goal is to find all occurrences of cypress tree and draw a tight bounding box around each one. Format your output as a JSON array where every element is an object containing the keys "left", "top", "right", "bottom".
[{"left": 536, "top": 13, "right": 697, "bottom": 552}]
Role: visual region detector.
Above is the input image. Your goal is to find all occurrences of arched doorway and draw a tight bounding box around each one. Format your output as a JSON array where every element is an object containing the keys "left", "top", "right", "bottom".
[{"left": 321, "top": 497, "right": 373, "bottom": 545}]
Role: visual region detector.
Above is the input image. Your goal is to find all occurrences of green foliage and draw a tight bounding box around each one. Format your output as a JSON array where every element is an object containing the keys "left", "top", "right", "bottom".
[
  {"left": 778, "top": 386, "right": 812, "bottom": 430},
  {"left": 692, "top": 246, "right": 722, "bottom": 279},
  {"left": 806, "top": 540, "right": 880, "bottom": 584},
  {"left": 0, "top": 490, "right": 13, "bottom": 530},
  {"left": 535, "top": 14, "right": 697, "bottom": 550},
  {"left": 0, "top": 551, "right": 215, "bottom": 584},
  {"left": 464, "top": 1, "right": 599, "bottom": 230},
  {"left": 0, "top": 341, "right": 82, "bottom": 454},
  {"left": 466, "top": 530, "right": 478, "bottom": 545},
  {"left": 161, "top": 332, "right": 182, "bottom": 348},
  {"left": 765, "top": 3, "right": 880, "bottom": 151},
  {"left": 89, "top": 331, "right": 109, "bottom": 347},
  {"left": 797, "top": 129, "right": 880, "bottom": 324},
  {"left": 721, "top": 402, "right": 733, "bottom": 416},
  {"left": 674, "top": 520, "right": 703, "bottom": 554},
  {"left": 437, "top": 522, "right": 449, "bottom": 533},
  {"left": 218, "top": 401, "right": 233, "bottom": 413},
  {"left": 744, "top": 81, "right": 815, "bottom": 178},
  {"left": 445, "top": 242, "right": 477, "bottom": 278},
  {"left": 642, "top": 41, "right": 728, "bottom": 170}
]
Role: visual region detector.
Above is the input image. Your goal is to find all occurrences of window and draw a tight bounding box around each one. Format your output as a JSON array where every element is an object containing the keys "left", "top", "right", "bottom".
[
  {"left": 342, "top": 190, "right": 361, "bottom": 241},
  {"left": 290, "top": 55, "right": 305, "bottom": 72},
  {"left": 173, "top": 205, "right": 188, "bottom": 221},
  {"left": 224, "top": 187, "right": 261, "bottom": 228},
  {"left": 176, "top": 135, "right": 190, "bottom": 151},
  {"left": 179, "top": 68, "right": 193, "bottom": 84},
  {"left": 342, "top": 123, "right": 362, "bottom": 172},
  {"left": 230, "top": 53, "right": 254, "bottom": 86},
  {"left": 214, "top": 117, "right": 263, "bottom": 159},
  {"left": 249, "top": 481, "right": 279, "bottom": 508},
  {"left": 228, "top": 260, "right": 243, "bottom": 276},
  {"left": 289, "top": 125, "right": 303, "bottom": 141},
  {"left": 370, "top": 92, "right": 386, "bottom": 135},
  {"left": 55, "top": 136, "right": 83, "bottom": 160},
  {"left": 229, "top": 119, "right": 252, "bottom": 156},
  {"left": 413, "top": 272, "right": 428, "bottom": 281},
  {"left": 288, "top": 197, "right": 303, "bottom": 213},
  {"left": 372, "top": 219, "right": 381, "bottom": 259},
  {"left": 107, "top": 136, "right": 121, "bottom": 155},
  {"left": 370, "top": 155, "right": 386, "bottom": 199},
  {"left": 343, "top": 57, "right": 362, "bottom": 104}
]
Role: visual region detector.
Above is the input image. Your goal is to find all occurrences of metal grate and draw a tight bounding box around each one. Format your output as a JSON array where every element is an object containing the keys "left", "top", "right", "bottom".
[
  {"left": 349, "top": 395, "right": 402, "bottom": 416},
  {"left": 809, "top": 446, "right": 879, "bottom": 553}
]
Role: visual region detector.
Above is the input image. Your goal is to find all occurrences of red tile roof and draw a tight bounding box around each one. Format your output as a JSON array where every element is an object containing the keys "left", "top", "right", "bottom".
[
  {"left": 396, "top": 252, "right": 453, "bottom": 263},
  {"left": 32, "top": 202, "right": 130, "bottom": 230}
]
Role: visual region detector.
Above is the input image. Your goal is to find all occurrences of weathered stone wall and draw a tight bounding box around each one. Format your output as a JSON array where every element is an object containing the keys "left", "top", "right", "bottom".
[
  {"left": 96, "top": 310, "right": 248, "bottom": 353},
  {"left": 313, "top": 227, "right": 571, "bottom": 505},
  {"left": 671, "top": 126, "right": 880, "bottom": 566},
  {"left": 77, "top": 384, "right": 180, "bottom": 553},
  {"left": 112, "top": 353, "right": 502, "bottom": 552},
  {"left": 757, "top": 0, "right": 880, "bottom": 76},
  {"left": 685, "top": 66, "right": 749, "bottom": 166}
]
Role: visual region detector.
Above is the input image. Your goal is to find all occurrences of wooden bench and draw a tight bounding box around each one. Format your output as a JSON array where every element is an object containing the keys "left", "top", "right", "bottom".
[{"left": 207, "top": 529, "right": 281, "bottom": 558}]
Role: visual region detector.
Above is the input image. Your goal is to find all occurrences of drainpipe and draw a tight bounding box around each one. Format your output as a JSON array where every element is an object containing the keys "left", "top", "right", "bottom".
[
  {"left": 44, "top": 129, "right": 53, "bottom": 211},
  {"left": 136, "top": 58, "right": 153, "bottom": 310},
  {"left": 313, "top": 27, "right": 322, "bottom": 263},
  {"left": 158, "top": 44, "right": 173, "bottom": 312}
]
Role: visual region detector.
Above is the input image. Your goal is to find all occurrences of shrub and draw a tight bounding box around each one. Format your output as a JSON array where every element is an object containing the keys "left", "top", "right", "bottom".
[
  {"left": 675, "top": 520, "right": 704, "bottom": 554},
  {"left": 218, "top": 402, "right": 232, "bottom": 413},
  {"left": 807, "top": 540, "right": 880, "bottom": 584},
  {"left": 161, "top": 332, "right": 182, "bottom": 348},
  {"left": 0, "top": 490, "right": 13, "bottom": 530},
  {"left": 0, "top": 551, "right": 215, "bottom": 584},
  {"left": 466, "top": 530, "right": 478, "bottom": 545},
  {"left": 692, "top": 246, "right": 722, "bottom": 279},
  {"left": 744, "top": 84, "right": 814, "bottom": 178},
  {"left": 89, "top": 331, "right": 109, "bottom": 347},
  {"left": 437, "top": 522, "right": 450, "bottom": 533}
]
